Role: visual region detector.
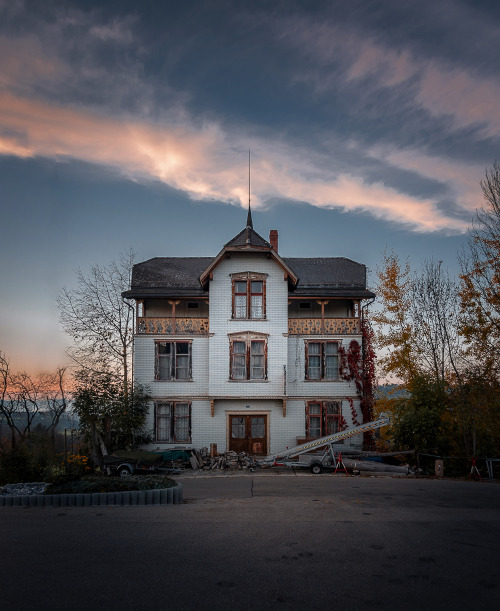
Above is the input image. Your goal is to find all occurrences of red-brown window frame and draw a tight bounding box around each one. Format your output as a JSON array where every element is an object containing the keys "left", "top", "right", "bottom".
[
  {"left": 229, "top": 333, "right": 268, "bottom": 380},
  {"left": 155, "top": 401, "right": 192, "bottom": 443},
  {"left": 305, "top": 401, "right": 342, "bottom": 438},
  {"left": 305, "top": 340, "right": 340, "bottom": 380},
  {"left": 231, "top": 274, "right": 266, "bottom": 320},
  {"left": 154, "top": 340, "right": 192, "bottom": 380}
]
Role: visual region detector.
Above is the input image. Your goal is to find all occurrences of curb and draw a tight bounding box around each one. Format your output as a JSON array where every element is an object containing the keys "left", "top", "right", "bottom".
[{"left": 0, "top": 484, "right": 183, "bottom": 507}]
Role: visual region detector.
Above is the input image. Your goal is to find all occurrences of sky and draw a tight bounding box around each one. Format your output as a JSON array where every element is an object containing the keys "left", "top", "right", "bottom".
[{"left": 1, "top": 0, "right": 499, "bottom": 373}]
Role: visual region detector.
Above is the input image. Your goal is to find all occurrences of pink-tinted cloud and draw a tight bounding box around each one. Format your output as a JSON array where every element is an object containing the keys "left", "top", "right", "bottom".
[
  {"left": 369, "top": 144, "right": 484, "bottom": 217},
  {"left": 0, "top": 91, "right": 469, "bottom": 234}
]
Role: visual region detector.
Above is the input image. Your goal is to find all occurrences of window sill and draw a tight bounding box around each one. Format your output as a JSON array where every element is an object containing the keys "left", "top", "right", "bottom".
[
  {"left": 229, "top": 318, "right": 267, "bottom": 322},
  {"left": 304, "top": 379, "right": 340, "bottom": 382},
  {"left": 154, "top": 379, "right": 194, "bottom": 382},
  {"left": 228, "top": 379, "right": 269, "bottom": 383}
]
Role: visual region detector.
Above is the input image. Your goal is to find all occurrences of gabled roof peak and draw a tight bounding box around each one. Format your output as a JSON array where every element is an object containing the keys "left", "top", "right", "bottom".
[{"left": 224, "top": 225, "right": 271, "bottom": 249}]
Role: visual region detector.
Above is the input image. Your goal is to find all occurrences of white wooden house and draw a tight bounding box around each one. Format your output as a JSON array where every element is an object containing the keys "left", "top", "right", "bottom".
[{"left": 123, "top": 213, "right": 375, "bottom": 455}]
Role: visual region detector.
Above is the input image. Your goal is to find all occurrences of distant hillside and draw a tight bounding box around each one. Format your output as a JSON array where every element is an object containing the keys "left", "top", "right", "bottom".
[{"left": 376, "top": 384, "right": 410, "bottom": 399}]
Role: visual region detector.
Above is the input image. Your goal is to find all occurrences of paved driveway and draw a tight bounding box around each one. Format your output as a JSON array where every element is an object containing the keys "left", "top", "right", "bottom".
[{"left": 1, "top": 476, "right": 499, "bottom": 611}]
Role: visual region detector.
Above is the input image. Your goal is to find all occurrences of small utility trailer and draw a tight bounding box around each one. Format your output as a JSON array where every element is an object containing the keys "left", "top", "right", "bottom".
[
  {"left": 259, "top": 417, "right": 391, "bottom": 474},
  {"left": 104, "top": 450, "right": 165, "bottom": 477}
]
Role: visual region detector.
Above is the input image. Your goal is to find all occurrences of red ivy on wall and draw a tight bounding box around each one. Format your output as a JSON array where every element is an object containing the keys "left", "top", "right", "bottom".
[{"left": 338, "top": 318, "right": 376, "bottom": 448}]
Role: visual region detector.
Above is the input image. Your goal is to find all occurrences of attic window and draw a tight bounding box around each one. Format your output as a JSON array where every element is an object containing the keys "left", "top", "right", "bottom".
[
  {"left": 231, "top": 273, "right": 266, "bottom": 319},
  {"left": 187, "top": 302, "right": 199, "bottom": 309},
  {"left": 299, "top": 302, "right": 311, "bottom": 309}
]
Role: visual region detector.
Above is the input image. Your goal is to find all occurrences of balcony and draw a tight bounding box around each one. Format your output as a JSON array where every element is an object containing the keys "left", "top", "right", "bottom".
[
  {"left": 288, "top": 318, "right": 359, "bottom": 335},
  {"left": 137, "top": 317, "right": 209, "bottom": 335}
]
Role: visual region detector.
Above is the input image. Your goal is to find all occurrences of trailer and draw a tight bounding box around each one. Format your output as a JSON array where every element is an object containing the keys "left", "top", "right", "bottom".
[
  {"left": 259, "top": 416, "right": 391, "bottom": 474},
  {"left": 103, "top": 450, "right": 165, "bottom": 477}
]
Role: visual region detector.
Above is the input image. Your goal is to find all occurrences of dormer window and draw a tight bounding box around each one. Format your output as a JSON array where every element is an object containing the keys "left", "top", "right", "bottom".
[{"left": 231, "top": 273, "right": 266, "bottom": 319}]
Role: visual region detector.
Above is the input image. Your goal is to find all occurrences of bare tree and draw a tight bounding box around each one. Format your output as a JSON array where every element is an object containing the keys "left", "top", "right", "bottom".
[
  {"left": 374, "top": 252, "right": 465, "bottom": 385},
  {"left": 41, "top": 367, "right": 70, "bottom": 438},
  {"left": 0, "top": 353, "right": 69, "bottom": 448},
  {"left": 58, "top": 250, "right": 135, "bottom": 392},
  {"left": 411, "top": 260, "right": 464, "bottom": 384}
]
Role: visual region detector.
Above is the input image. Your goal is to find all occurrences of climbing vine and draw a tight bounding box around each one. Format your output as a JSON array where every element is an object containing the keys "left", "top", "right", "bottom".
[{"left": 338, "top": 319, "right": 377, "bottom": 448}]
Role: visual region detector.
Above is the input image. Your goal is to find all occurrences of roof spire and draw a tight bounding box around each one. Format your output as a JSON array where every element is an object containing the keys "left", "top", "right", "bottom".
[{"left": 246, "top": 148, "right": 253, "bottom": 228}]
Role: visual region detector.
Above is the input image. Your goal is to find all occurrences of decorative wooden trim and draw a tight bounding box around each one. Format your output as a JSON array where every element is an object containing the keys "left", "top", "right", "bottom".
[
  {"left": 137, "top": 317, "right": 209, "bottom": 335},
  {"left": 210, "top": 400, "right": 214, "bottom": 417},
  {"left": 288, "top": 318, "right": 359, "bottom": 335},
  {"left": 282, "top": 399, "right": 287, "bottom": 418}
]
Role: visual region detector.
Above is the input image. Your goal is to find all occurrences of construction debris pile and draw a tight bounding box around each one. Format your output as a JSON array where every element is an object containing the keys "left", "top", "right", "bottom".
[{"left": 188, "top": 448, "right": 257, "bottom": 471}]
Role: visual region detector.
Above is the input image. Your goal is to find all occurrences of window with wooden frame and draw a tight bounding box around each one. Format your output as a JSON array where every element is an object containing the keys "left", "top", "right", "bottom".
[
  {"left": 155, "top": 341, "right": 192, "bottom": 380},
  {"left": 305, "top": 341, "right": 339, "bottom": 380},
  {"left": 306, "top": 401, "right": 341, "bottom": 438},
  {"left": 155, "top": 402, "right": 191, "bottom": 442},
  {"left": 231, "top": 273, "right": 266, "bottom": 319},
  {"left": 229, "top": 333, "right": 268, "bottom": 380}
]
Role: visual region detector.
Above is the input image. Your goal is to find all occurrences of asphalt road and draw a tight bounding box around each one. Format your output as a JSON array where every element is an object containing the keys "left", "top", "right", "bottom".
[{"left": 1, "top": 476, "right": 499, "bottom": 611}]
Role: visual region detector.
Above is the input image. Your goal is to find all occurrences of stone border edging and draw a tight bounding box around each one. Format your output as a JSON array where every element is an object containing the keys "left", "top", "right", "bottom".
[{"left": 0, "top": 484, "right": 182, "bottom": 507}]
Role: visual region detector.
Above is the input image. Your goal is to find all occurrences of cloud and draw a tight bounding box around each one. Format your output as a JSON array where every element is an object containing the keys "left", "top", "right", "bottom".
[
  {"left": 0, "top": 90, "right": 470, "bottom": 234},
  {"left": 0, "top": 1, "right": 489, "bottom": 235},
  {"left": 277, "top": 14, "right": 500, "bottom": 139},
  {"left": 369, "top": 145, "right": 485, "bottom": 218}
]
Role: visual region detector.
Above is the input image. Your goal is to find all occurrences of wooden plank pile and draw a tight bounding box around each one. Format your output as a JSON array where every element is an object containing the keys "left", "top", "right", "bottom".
[{"left": 188, "top": 448, "right": 257, "bottom": 470}]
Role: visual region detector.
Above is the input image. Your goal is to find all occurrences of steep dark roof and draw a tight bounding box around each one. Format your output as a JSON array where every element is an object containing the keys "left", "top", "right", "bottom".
[
  {"left": 123, "top": 255, "right": 374, "bottom": 299},
  {"left": 284, "top": 257, "right": 375, "bottom": 298},
  {"left": 123, "top": 257, "right": 211, "bottom": 298},
  {"left": 224, "top": 226, "right": 272, "bottom": 249}
]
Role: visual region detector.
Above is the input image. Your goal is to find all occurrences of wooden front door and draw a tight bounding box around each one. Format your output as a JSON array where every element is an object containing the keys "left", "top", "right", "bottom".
[{"left": 229, "top": 415, "right": 267, "bottom": 455}]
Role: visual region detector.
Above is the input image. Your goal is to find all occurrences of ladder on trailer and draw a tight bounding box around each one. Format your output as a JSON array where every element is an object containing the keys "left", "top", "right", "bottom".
[{"left": 260, "top": 416, "right": 391, "bottom": 467}]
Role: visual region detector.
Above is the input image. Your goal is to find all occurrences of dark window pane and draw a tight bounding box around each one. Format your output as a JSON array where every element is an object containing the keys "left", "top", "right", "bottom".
[
  {"left": 325, "top": 342, "right": 338, "bottom": 355},
  {"left": 326, "top": 418, "right": 339, "bottom": 435},
  {"left": 157, "top": 343, "right": 171, "bottom": 355},
  {"left": 325, "top": 356, "right": 338, "bottom": 379},
  {"left": 309, "top": 416, "right": 321, "bottom": 437},
  {"left": 232, "top": 417, "right": 246, "bottom": 438},
  {"left": 250, "top": 341, "right": 264, "bottom": 354},
  {"left": 158, "top": 355, "right": 171, "bottom": 379},
  {"left": 308, "top": 343, "right": 321, "bottom": 355},
  {"left": 176, "top": 343, "right": 190, "bottom": 354},
  {"left": 251, "top": 417, "right": 265, "bottom": 438},
  {"left": 309, "top": 403, "right": 321, "bottom": 415},
  {"left": 326, "top": 402, "right": 340, "bottom": 415},
  {"left": 308, "top": 355, "right": 321, "bottom": 379},
  {"left": 175, "top": 355, "right": 190, "bottom": 379}
]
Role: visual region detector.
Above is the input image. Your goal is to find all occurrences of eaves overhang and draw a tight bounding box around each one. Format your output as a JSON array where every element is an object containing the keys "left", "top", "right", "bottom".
[
  {"left": 122, "top": 288, "right": 209, "bottom": 299},
  {"left": 289, "top": 288, "right": 376, "bottom": 299}
]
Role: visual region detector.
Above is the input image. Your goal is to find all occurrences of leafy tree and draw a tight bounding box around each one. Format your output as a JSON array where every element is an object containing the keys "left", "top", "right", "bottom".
[
  {"left": 371, "top": 251, "right": 418, "bottom": 384},
  {"left": 391, "top": 375, "right": 449, "bottom": 455},
  {"left": 460, "top": 162, "right": 500, "bottom": 381},
  {"left": 58, "top": 250, "right": 135, "bottom": 393},
  {"left": 72, "top": 369, "right": 150, "bottom": 467}
]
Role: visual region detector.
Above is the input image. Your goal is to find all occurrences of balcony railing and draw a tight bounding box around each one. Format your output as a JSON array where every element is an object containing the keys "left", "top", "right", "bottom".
[
  {"left": 288, "top": 318, "right": 359, "bottom": 335},
  {"left": 137, "top": 317, "right": 209, "bottom": 335}
]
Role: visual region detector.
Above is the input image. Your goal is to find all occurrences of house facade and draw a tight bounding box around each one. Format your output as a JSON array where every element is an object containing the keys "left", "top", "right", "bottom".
[{"left": 123, "top": 216, "right": 375, "bottom": 455}]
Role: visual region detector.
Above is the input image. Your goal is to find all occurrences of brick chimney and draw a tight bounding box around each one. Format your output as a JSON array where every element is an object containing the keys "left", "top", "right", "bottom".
[{"left": 269, "top": 230, "right": 278, "bottom": 251}]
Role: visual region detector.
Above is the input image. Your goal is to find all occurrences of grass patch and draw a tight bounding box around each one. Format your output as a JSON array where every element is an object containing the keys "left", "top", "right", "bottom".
[{"left": 44, "top": 474, "right": 178, "bottom": 495}]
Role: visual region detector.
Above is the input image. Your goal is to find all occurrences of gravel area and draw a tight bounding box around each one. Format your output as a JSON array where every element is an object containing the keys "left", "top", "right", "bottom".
[{"left": 0, "top": 482, "right": 49, "bottom": 496}]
